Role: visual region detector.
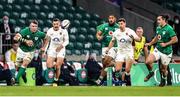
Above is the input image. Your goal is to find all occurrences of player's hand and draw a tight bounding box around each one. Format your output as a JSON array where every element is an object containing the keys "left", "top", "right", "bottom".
[
  {"left": 42, "top": 53, "right": 47, "bottom": 59},
  {"left": 160, "top": 43, "right": 167, "bottom": 47},
  {"left": 145, "top": 43, "right": 151, "bottom": 47},
  {"left": 97, "top": 36, "right": 103, "bottom": 41},
  {"left": 41, "top": 47, "right": 46, "bottom": 52},
  {"left": 56, "top": 45, "right": 63, "bottom": 52},
  {"left": 105, "top": 48, "right": 110, "bottom": 54},
  {"left": 25, "top": 40, "right": 34, "bottom": 47}
]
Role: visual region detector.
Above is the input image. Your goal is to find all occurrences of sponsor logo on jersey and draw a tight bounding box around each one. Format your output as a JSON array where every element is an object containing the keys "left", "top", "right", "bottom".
[
  {"left": 52, "top": 37, "right": 60, "bottom": 42},
  {"left": 119, "top": 38, "right": 126, "bottom": 43},
  {"left": 158, "top": 35, "right": 161, "bottom": 40},
  {"left": 109, "top": 31, "right": 113, "bottom": 35}
]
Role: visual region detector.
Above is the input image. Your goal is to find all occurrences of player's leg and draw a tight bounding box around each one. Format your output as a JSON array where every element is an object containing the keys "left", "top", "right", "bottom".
[
  {"left": 95, "top": 47, "right": 116, "bottom": 85},
  {"left": 53, "top": 49, "right": 65, "bottom": 86},
  {"left": 144, "top": 48, "right": 160, "bottom": 82},
  {"left": 16, "top": 49, "right": 34, "bottom": 83},
  {"left": 159, "top": 53, "right": 172, "bottom": 87},
  {"left": 124, "top": 56, "right": 134, "bottom": 86}
]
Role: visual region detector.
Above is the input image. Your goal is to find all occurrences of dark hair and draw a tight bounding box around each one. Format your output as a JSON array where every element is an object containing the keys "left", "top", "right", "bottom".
[
  {"left": 118, "top": 18, "right": 126, "bottom": 23},
  {"left": 159, "top": 14, "right": 170, "bottom": 21},
  {"left": 53, "top": 18, "right": 60, "bottom": 22},
  {"left": 30, "top": 20, "right": 38, "bottom": 25}
]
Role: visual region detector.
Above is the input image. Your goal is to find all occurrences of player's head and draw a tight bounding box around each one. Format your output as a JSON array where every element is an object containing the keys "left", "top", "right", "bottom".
[
  {"left": 29, "top": 20, "right": 38, "bottom": 33},
  {"left": 108, "top": 15, "right": 116, "bottom": 26},
  {"left": 52, "top": 18, "right": 60, "bottom": 31},
  {"left": 12, "top": 41, "right": 19, "bottom": 51},
  {"left": 118, "top": 18, "right": 126, "bottom": 29},
  {"left": 136, "top": 27, "right": 143, "bottom": 37},
  {"left": 157, "top": 14, "right": 169, "bottom": 27}
]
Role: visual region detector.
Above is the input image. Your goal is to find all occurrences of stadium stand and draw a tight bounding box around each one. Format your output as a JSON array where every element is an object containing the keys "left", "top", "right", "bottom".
[{"left": 0, "top": 0, "right": 104, "bottom": 59}]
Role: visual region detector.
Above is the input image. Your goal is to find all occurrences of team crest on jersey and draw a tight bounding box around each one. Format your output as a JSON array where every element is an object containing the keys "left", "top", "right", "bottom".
[
  {"left": 60, "top": 32, "right": 62, "bottom": 35},
  {"left": 109, "top": 31, "right": 113, "bottom": 35},
  {"left": 105, "top": 27, "right": 108, "bottom": 30},
  {"left": 35, "top": 37, "right": 38, "bottom": 40},
  {"left": 158, "top": 35, "right": 161, "bottom": 40},
  {"left": 126, "top": 33, "right": 128, "bottom": 35},
  {"left": 163, "top": 31, "right": 166, "bottom": 35}
]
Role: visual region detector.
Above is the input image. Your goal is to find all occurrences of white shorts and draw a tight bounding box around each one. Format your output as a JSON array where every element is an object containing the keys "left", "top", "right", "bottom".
[
  {"left": 47, "top": 48, "right": 66, "bottom": 58},
  {"left": 115, "top": 50, "right": 134, "bottom": 62},
  {"left": 16, "top": 48, "right": 35, "bottom": 66},
  {"left": 152, "top": 48, "right": 172, "bottom": 65},
  {"left": 102, "top": 47, "right": 117, "bottom": 59}
]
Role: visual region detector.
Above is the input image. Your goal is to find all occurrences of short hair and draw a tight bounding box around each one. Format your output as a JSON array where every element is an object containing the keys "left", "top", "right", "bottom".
[
  {"left": 30, "top": 20, "right": 38, "bottom": 25},
  {"left": 53, "top": 18, "right": 60, "bottom": 22},
  {"left": 136, "top": 26, "right": 143, "bottom": 30},
  {"left": 159, "top": 14, "right": 170, "bottom": 22},
  {"left": 118, "top": 18, "right": 126, "bottom": 23}
]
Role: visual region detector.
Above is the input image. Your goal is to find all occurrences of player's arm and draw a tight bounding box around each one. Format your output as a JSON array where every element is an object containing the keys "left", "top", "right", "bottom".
[
  {"left": 145, "top": 35, "right": 158, "bottom": 47},
  {"left": 62, "top": 30, "right": 69, "bottom": 47},
  {"left": 130, "top": 29, "right": 141, "bottom": 42},
  {"left": 107, "top": 35, "right": 116, "bottom": 53},
  {"left": 56, "top": 30, "right": 69, "bottom": 52},
  {"left": 96, "top": 24, "right": 104, "bottom": 41},
  {"left": 161, "top": 36, "right": 178, "bottom": 47},
  {"left": 96, "top": 31, "right": 103, "bottom": 41},
  {"left": 41, "top": 34, "right": 50, "bottom": 53}
]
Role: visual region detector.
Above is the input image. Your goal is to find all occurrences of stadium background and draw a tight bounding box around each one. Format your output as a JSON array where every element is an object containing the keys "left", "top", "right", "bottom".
[{"left": 0, "top": 0, "right": 180, "bottom": 95}]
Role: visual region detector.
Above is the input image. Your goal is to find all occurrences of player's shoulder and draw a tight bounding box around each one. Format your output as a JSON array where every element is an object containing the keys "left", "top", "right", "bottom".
[
  {"left": 113, "top": 28, "right": 120, "bottom": 34},
  {"left": 21, "top": 27, "right": 29, "bottom": 32},
  {"left": 166, "top": 24, "right": 174, "bottom": 30},
  {"left": 114, "top": 23, "right": 119, "bottom": 27},
  {"left": 126, "top": 27, "right": 135, "bottom": 32}
]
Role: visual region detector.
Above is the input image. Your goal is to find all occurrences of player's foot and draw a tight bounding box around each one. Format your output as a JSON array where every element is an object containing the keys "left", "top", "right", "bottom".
[
  {"left": 22, "top": 73, "right": 27, "bottom": 83},
  {"left": 52, "top": 80, "right": 59, "bottom": 87},
  {"left": 121, "top": 81, "right": 126, "bottom": 86},
  {"left": 159, "top": 78, "right": 166, "bottom": 87},
  {"left": 144, "top": 72, "right": 154, "bottom": 82},
  {"left": 94, "top": 79, "right": 102, "bottom": 86},
  {"left": 10, "top": 78, "right": 16, "bottom": 86}
]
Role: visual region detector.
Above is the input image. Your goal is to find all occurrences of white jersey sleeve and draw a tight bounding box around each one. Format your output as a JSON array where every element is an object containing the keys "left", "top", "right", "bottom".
[
  {"left": 128, "top": 28, "right": 140, "bottom": 41},
  {"left": 62, "top": 29, "right": 69, "bottom": 47}
]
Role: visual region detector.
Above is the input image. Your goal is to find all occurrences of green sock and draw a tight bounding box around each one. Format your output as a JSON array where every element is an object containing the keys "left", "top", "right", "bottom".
[{"left": 16, "top": 67, "right": 26, "bottom": 82}]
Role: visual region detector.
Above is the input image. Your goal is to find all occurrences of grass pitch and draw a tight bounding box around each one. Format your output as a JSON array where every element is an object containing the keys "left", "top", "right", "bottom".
[{"left": 0, "top": 86, "right": 179, "bottom": 96}]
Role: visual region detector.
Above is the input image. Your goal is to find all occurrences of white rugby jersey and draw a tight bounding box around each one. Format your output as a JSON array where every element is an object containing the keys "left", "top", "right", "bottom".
[
  {"left": 46, "top": 27, "right": 69, "bottom": 50},
  {"left": 112, "top": 27, "right": 139, "bottom": 53}
]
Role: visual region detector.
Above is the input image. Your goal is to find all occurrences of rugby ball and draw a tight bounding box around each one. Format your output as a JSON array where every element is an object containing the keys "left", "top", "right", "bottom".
[{"left": 61, "top": 19, "right": 70, "bottom": 29}]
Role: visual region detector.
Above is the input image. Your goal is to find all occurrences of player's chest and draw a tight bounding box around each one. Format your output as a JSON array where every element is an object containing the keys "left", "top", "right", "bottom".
[
  {"left": 116, "top": 33, "right": 132, "bottom": 43},
  {"left": 104, "top": 27, "right": 118, "bottom": 34},
  {"left": 157, "top": 29, "right": 169, "bottom": 39},
  {"left": 25, "top": 33, "right": 40, "bottom": 41},
  {"left": 49, "top": 32, "right": 64, "bottom": 42}
]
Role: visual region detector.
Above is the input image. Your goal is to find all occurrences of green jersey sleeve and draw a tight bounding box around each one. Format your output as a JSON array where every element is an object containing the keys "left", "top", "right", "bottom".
[
  {"left": 96, "top": 24, "right": 104, "bottom": 32},
  {"left": 168, "top": 27, "right": 176, "bottom": 37},
  {"left": 19, "top": 27, "right": 28, "bottom": 37},
  {"left": 39, "top": 31, "right": 46, "bottom": 39}
]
